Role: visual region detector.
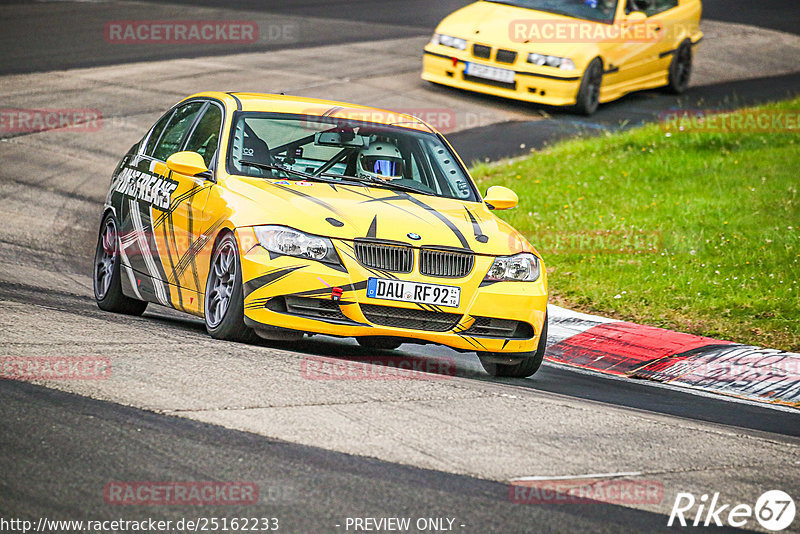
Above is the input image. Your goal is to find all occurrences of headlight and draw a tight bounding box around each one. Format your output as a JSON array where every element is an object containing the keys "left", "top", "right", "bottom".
[
  {"left": 484, "top": 253, "right": 541, "bottom": 282},
  {"left": 253, "top": 226, "right": 340, "bottom": 265},
  {"left": 527, "top": 53, "right": 575, "bottom": 70},
  {"left": 432, "top": 33, "right": 467, "bottom": 51}
]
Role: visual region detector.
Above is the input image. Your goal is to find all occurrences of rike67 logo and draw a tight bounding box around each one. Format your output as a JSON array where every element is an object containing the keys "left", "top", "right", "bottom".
[{"left": 668, "top": 490, "right": 795, "bottom": 531}]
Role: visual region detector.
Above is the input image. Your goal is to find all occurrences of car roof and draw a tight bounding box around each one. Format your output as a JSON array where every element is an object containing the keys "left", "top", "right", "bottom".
[{"left": 183, "top": 91, "right": 436, "bottom": 133}]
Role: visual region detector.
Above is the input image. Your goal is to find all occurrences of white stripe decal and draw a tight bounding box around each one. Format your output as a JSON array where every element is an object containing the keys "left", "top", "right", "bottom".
[{"left": 129, "top": 199, "right": 169, "bottom": 306}]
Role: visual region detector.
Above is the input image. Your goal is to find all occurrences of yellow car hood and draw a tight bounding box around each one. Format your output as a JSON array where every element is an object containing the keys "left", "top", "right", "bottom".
[{"left": 226, "top": 177, "right": 531, "bottom": 256}]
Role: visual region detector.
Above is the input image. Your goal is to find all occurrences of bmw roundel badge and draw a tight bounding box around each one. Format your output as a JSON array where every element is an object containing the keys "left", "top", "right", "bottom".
[{"left": 407, "top": 232, "right": 421, "bottom": 241}]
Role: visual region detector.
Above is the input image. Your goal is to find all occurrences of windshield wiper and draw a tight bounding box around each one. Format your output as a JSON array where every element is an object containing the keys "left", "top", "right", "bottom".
[
  {"left": 239, "top": 161, "right": 340, "bottom": 184},
  {"left": 320, "top": 173, "right": 428, "bottom": 195}
]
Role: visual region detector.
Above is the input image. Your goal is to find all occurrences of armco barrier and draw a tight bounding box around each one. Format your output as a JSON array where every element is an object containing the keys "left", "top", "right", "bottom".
[{"left": 546, "top": 305, "right": 800, "bottom": 408}]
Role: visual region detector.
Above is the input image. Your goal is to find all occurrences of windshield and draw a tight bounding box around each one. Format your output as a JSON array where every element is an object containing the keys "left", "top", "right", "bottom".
[
  {"left": 485, "top": 0, "right": 618, "bottom": 23},
  {"left": 228, "top": 113, "right": 479, "bottom": 201}
]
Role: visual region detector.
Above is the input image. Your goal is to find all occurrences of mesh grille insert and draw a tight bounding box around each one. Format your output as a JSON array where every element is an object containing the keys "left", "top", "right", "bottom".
[
  {"left": 464, "top": 316, "right": 534, "bottom": 339},
  {"left": 361, "top": 304, "right": 462, "bottom": 332}
]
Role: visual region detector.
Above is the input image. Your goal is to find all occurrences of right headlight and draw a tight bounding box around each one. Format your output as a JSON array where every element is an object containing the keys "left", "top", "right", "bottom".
[
  {"left": 431, "top": 33, "right": 467, "bottom": 51},
  {"left": 253, "top": 225, "right": 341, "bottom": 265},
  {"left": 484, "top": 253, "right": 541, "bottom": 282},
  {"left": 527, "top": 53, "right": 575, "bottom": 70}
]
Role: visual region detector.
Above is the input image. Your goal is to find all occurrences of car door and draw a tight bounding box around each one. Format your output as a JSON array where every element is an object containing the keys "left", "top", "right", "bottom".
[
  {"left": 163, "top": 101, "right": 225, "bottom": 313},
  {"left": 609, "top": 0, "right": 668, "bottom": 84},
  {"left": 117, "top": 100, "right": 208, "bottom": 310}
]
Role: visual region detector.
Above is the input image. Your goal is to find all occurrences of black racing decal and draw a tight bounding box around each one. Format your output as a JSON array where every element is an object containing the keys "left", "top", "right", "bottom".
[
  {"left": 361, "top": 192, "right": 471, "bottom": 248},
  {"left": 326, "top": 217, "right": 344, "bottom": 228},
  {"left": 172, "top": 217, "right": 226, "bottom": 284},
  {"left": 457, "top": 334, "right": 487, "bottom": 351},
  {"left": 404, "top": 195, "right": 471, "bottom": 250},
  {"left": 243, "top": 265, "right": 307, "bottom": 297},
  {"left": 186, "top": 202, "right": 201, "bottom": 292},
  {"left": 152, "top": 184, "right": 209, "bottom": 230},
  {"left": 115, "top": 167, "right": 179, "bottom": 210},
  {"left": 322, "top": 106, "right": 344, "bottom": 118},
  {"left": 351, "top": 190, "right": 428, "bottom": 222},
  {"left": 464, "top": 207, "right": 489, "bottom": 244},
  {"left": 269, "top": 182, "right": 344, "bottom": 217},
  {"left": 366, "top": 216, "right": 378, "bottom": 238},
  {"left": 290, "top": 280, "right": 370, "bottom": 299},
  {"left": 501, "top": 339, "right": 510, "bottom": 350}
]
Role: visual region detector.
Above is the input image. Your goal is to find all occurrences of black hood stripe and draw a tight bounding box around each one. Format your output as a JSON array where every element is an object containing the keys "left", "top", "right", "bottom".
[
  {"left": 361, "top": 192, "right": 471, "bottom": 250},
  {"left": 244, "top": 265, "right": 307, "bottom": 297},
  {"left": 465, "top": 207, "right": 489, "bottom": 244}
]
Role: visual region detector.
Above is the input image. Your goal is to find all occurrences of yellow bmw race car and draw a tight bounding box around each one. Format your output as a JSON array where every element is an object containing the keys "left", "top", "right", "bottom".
[
  {"left": 93, "top": 92, "right": 549, "bottom": 377},
  {"left": 422, "top": 0, "right": 703, "bottom": 114}
]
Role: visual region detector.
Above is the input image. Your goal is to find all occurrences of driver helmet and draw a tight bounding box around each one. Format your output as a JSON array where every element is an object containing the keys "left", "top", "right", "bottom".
[{"left": 356, "top": 141, "right": 404, "bottom": 181}]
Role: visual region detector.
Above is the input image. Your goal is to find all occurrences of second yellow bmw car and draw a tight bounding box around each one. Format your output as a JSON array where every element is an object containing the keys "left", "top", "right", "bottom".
[
  {"left": 93, "top": 92, "right": 549, "bottom": 377},
  {"left": 423, "top": 0, "right": 703, "bottom": 114}
]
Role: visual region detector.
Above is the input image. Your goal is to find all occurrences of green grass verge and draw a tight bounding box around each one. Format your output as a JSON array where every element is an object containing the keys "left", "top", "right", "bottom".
[{"left": 471, "top": 97, "right": 800, "bottom": 351}]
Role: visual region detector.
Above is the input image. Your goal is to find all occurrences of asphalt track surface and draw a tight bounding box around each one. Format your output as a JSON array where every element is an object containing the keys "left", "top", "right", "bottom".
[{"left": 1, "top": 1, "right": 799, "bottom": 533}]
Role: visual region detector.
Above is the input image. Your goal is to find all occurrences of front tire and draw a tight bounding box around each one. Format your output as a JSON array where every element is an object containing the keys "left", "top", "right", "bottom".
[
  {"left": 479, "top": 314, "right": 548, "bottom": 378},
  {"left": 666, "top": 40, "right": 693, "bottom": 94},
  {"left": 204, "top": 232, "right": 259, "bottom": 343},
  {"left": 93, "top": 213, "right": 148, "bottom": 316},
  {"left": 573, "top": 58, "right": 603, "bottom": 116}
]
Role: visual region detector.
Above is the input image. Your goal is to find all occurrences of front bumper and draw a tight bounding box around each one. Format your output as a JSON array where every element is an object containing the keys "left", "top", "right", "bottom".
[
  {"left": 236, "top": 229, "right": 547, "bottom": 354},
  {"left": 422, "top": 47, "right": 582, "bottom": 107}
]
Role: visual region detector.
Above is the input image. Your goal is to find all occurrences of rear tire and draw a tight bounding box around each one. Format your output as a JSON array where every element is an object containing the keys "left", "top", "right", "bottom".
[
  {"left": 573, "top": 58, "right": 603, "bottom": 116},
  {"left": 93, "top": 213, "right": 148, "bottom": 316},
  {"left": 356, "top": 337, "right": 403, "bottom": 351},
  {"left": 204, "top": 232, "right": 259, "bottom": 343},
  {"left": 666, "top": 40, "right": 693, "bottom": 94},
  {"left": 479, "top": 314, "right": 548, "bottom": 378}
]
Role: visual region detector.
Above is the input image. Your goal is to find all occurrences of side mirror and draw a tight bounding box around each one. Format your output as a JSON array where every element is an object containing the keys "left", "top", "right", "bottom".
[
  {"left": 625, "top": 11, "right": 647, "bottom": 24},
  {"left": 166, "top": 151, "right": 212, "bottom": 179},
  {"left": 484, "top": 185, "right": 518, "bottom": 210}
]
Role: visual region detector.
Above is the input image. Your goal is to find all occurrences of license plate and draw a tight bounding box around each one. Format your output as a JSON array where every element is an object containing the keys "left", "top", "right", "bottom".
[
  {"left": 465, "top": 62, "right": 515, "bottom": 84},
  {"left": 366, "top": 278, "right": 460, "bottom": 308}
]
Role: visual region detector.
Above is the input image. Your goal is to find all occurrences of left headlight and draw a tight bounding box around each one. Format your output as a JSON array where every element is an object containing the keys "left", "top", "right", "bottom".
[
  {"left": 253, "top": 225, "right": 341, "bottom": 265},
  {"left": 528, "top": 53, "right": 575, "bottom": 70},
  {"left": 484, "top": 253, "right": 541, "bottom": 282},
  {"left": 431, "top": 33, "right": 467, "bottom": 51}
]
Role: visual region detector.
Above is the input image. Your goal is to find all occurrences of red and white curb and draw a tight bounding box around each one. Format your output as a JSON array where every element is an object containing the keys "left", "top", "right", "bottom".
[{"left": 546, "top": 305, "right": 800, "bottom": 409}]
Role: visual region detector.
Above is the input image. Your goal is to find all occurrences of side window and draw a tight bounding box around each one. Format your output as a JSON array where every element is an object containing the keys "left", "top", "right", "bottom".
[
  {"left": 144, "top": 111, "right": 173, "bottom": 157},
  {"left": 184, "top": 104, "right": 223, "bottom": 168},
  {"left": 650, "top": 0, "right": 677, "bottom": 15},
  {"left": 627, "top": 0, "right": 677, "bottom": 16},
  {"left": 151, "top": 102, "right": 204, "bottom": 162}
]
